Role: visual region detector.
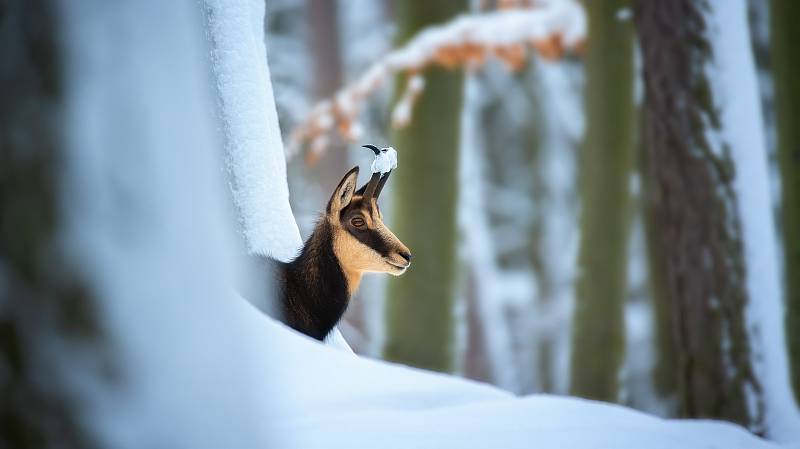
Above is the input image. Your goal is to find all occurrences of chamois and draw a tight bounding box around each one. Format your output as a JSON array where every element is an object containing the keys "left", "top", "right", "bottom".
[{"left": 258, "top": 146, "right": 411, "bottom": 340}]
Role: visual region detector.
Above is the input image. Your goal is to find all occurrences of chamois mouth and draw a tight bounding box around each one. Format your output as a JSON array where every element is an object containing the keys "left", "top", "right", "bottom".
[{"left": 384, "top": 259, "right": 410, "bottom": 272}]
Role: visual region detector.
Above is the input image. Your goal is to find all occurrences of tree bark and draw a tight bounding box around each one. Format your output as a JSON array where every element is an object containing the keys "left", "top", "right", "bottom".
[
  {"left": 640, "top": 109, "right": 679, "bottom": 404},
  {"left": 771, "top": 0, "right": 800, "bottom": 404},
  {"left": 0, "top": 1, "right": 103, "bottom": 447},
  {"left": 383, "top": 1, "right": 466, "bottom": 372},
  {"left": 569, "top": 0, "right": 636, "bottom": 402},
  {"left": 634, "top": 0, "right": 762, "bottom": 429}
]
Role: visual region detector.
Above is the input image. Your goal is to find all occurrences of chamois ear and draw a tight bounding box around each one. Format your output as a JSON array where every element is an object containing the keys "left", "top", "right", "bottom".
[{"left": 327, "top": 166, "right": 359, "bottom": 214}]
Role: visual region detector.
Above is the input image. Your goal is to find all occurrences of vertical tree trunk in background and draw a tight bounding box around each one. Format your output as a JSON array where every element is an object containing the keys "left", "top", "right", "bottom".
[
  {"left": 383, "top": 1, "right": 466, "bottom": 372},
  {"left": 307, "top": 0, "right": 342, "bottom": 102},
  {"left": 640, "top": 111, "right": 679, "bottom": 405},
  {"left": 569, "top": 0, "right": 635, "bottom": 402},
  {"left": 520, "top": 73, "right": 553, "bottom": 394},
  {"left": 463, "top": 274, "right": 493, "bottom": 383},
  {"left": 0, "top": 1, "right": 102, "bottom": 447},
  {"left": 771, "top": 0, "right": 800, "bottom": 404},
  {"left": 634, "top": 0, "right": 762, "bottom": 430},
  {"left": 305, "top": 0, "right": 348, "bottom": 190}
]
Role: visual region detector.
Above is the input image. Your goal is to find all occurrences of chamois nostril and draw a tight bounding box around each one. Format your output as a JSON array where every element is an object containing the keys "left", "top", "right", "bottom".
[{"left": 399, "top": 252, "right": 412, "bottom": 263}]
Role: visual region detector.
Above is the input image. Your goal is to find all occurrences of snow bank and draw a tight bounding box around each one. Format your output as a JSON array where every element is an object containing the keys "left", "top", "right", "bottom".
[
  {"left": 236, "top": 300, "right": 778, "bottom": 449},
  {"left": 57, "top": 1, "right": 276, "bottom": 447},
  {"left": 206, "top": 0, "right": 302, "bottom": 261}
]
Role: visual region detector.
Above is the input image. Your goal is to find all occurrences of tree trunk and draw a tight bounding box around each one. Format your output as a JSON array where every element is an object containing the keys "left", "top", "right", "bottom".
[
  {"left": 640, "top": 109, "right": 679, "bottom": 405},
  {"left": 383, "top": 1, "right": 466, "bottom": 372},
  {"left": 771, "top": 0, "right": 800, "bottom": 404},
  {"left": 569, "top": 0, "right": 636, "bottom": 402},
  {"left": 463, "top": 273, "right": 493, "bottom": 383},
  {"left": 0, "top": 1, "right": 103, "bottom": 447},
  {"left": 305, "top": 0, "right": 348, "bottom": 189},
  {"left": 634, "top": 0, "right": 763, "bottom": 430}
]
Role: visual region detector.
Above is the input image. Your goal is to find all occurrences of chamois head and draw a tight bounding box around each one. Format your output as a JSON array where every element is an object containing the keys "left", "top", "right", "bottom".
[{"left": 326, "top": 162, "right": 411, "bottom": 281}]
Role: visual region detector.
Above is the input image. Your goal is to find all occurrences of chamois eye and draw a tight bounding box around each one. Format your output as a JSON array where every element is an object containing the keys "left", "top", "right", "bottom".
[{"left": 351, "top": 217, "right": 365, "bottom": 228}]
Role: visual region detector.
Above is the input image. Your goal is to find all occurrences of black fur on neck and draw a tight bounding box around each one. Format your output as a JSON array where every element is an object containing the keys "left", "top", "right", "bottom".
[{"left": 275, "top": 218, "right": 350, "bottom": 340}]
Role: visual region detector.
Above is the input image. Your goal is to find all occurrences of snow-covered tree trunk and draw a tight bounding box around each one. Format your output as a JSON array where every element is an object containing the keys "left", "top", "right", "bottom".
[
  {"left": 706, "top": 0, "right": 800, "bottom": 438},
  {"left": 634, "top": 0, "right": 762, "bottom": 431},
  {"left": 771, "top": 0, "right": 800, "bottom": 406},
  {"left": 635, "top": 0, "right": 800, "bottom": 436},
  {"left": 0, "top": 0, "right": 288, "bottom": 447},
  {"left": 569, "top": 0, "right": 636, "bottom": 402},
  {"left": 383, "top": 1, "right": 467, "bottom": 372},
  {"left": 459, "top": 73, "right": 522, "bottom": 391},
  {"left": 205, "top": 0, "right": 302, "bottom": 262}
]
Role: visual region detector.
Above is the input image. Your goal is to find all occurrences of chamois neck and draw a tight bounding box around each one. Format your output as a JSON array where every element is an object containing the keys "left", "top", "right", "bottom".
[
  {"left": 293, "top": 220, "right": 361, "bottom": 295},
  {"left": 339, "top": 262, "right": 363, "bottom": 296},
  {"left": 280, "top": 220, "right": 353, "bottom": 340}
]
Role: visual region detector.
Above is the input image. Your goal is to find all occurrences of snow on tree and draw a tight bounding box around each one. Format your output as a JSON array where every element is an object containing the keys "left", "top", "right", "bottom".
[
  {"left": 205, "top": 0, "right": 302, "bottom": 262},
  {"left": 635, "top": 0, "right": 800, "bottom": 437},
  {"left": 288, "top": 0, "right": 587, "bottom": 164},
  {"left": 457, "top": 34, "right": 584, "bottom": 395},
  {"left": 29, "top": 0, "right": 275, "bottom": 447},
  {"left": 704, "top": 0, "right": 800, "bottom": 439}
]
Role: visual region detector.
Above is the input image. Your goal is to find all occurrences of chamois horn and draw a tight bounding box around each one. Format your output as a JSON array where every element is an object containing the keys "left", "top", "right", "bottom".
[
  {"left": 362, "top": 144, "right": 381, "bottom": 155},
  {"left": 362, "top": 172, "right": 382, "bottom": 199},
  {"left": 374, "top": 170, "right": 391, "bottom": 198}
]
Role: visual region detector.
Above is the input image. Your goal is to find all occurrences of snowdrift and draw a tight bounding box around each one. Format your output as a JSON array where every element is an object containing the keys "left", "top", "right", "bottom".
[
  {"left": 200, "top": 0, "right": 787, "bottom": 446},
  {"left": 236, "top": 299, "right": 777, "bottom": 449}
]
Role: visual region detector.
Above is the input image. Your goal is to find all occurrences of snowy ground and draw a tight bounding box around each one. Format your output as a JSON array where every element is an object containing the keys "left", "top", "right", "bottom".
[{"left": 236, "top": 299, "right": 781, "bottom": 449}]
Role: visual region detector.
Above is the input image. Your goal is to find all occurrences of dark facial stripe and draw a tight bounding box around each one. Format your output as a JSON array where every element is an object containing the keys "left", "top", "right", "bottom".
[{"left": 350, "top": 227, "right": 391, "bottom": 258}]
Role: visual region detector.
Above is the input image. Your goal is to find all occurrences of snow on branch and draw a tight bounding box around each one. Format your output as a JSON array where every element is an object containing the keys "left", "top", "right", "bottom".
[{"left": 288, "top": 0, "right": 586, "bottom": 163}]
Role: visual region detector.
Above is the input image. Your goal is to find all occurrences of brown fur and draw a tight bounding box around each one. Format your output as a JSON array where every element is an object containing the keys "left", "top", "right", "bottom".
[
  {"left": 330, "top": 193, "right": 411, "bottom": 295},
  {"left": 264, "top": 166, "right": 411, "bottom": 340}
]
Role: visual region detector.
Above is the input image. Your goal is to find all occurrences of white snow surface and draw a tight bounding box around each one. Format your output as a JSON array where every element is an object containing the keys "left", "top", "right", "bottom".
[
  {"left": 370, "top": 146, "right": 398, "bottom": 174},
  {"left": 237, "top": 299, "right": 779, "bottom": 449},
  {"left": 705, "top": 0, "right": 800, "bottom": 440},
  {"left": 206, "top": 0, "right": 302, "bottom": 261},
  {"left": 57, "top": 1, "right": 276, "bottom": 447}
]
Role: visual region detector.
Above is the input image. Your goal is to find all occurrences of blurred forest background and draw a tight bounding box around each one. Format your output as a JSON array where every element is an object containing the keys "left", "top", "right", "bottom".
[
  {"left": 3, "top": 0, "right": 800, "bottom": 445},
  {"left": 268, "top": 0, "right": 799, "bottom": 433}
]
